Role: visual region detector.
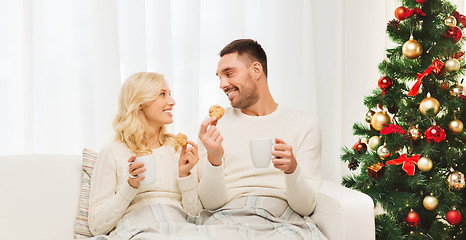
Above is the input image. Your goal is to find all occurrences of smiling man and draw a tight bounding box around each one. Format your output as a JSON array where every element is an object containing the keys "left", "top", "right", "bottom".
[{"left": 197, "top": 39, "right": 327, "bottom": 239}]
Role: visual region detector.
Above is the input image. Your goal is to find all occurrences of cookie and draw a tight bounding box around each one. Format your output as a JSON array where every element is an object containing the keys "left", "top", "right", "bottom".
[
  {"left": 176, "top": 133, "right": 188, "bottom": 147},
  {"left": 209, "top": 105, "right": 224, "bottom": 120}
]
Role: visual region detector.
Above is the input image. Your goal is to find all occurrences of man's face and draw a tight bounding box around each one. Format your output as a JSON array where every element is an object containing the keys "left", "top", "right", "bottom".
[{"left": 216, "top": 52, "right": 259, "bottom": 109}]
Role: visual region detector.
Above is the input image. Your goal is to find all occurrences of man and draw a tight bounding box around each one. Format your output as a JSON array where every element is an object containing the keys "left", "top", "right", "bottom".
[{"left": 198, "top": 39, "right": 326, "bottom": 239}]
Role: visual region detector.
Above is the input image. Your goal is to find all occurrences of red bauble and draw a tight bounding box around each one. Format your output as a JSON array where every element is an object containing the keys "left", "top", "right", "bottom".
[
  {"left": 405, "top": 211, "right": 420, "bottom": 227},
  {"left": 425, "top": 125, "right": 446, "bottom": 143},
  {"left": 378, "top": 76, "right": 393, "bottom": 91},
  {"left": 416, "top": 0, "right": 428, "bottom": 3},
  {"left": 445, "top": 26, "right": 463, "bottom": 43},
  {"left": 353, "top": 141, "right": 368, "bottom": 154},
  {"left": 446, "top": 210, "right": 462, "bottom": 225},
  {"left": 395, "top": 6, "right": 408, "bottom": 20}
]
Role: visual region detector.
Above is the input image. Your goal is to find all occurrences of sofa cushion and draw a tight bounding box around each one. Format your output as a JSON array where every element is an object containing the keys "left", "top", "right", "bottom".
[{"left": 74, "top": 149, "right": 98, "bottom": 239}]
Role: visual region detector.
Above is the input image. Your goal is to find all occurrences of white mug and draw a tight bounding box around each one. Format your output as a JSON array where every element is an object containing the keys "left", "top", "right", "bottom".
[
  {"left": 132, "top": 154, "right": 156, "bottom": 185},
  {"left": 249, "top": 138, "right": 275, "bottom": 168}
]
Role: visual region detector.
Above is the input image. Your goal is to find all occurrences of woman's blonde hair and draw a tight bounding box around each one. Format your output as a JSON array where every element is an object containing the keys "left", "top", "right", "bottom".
[{"left": 113, "top": 72, "right": 177, "bottom": 155}]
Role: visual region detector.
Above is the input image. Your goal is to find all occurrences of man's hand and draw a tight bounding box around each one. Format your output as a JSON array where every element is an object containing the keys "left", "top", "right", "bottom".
[
  {"left": 272, "top": 138, "right": 297, "bottom": 174},
  {"left": 198, "top": 117, "right": 224, "bottom": 166}
]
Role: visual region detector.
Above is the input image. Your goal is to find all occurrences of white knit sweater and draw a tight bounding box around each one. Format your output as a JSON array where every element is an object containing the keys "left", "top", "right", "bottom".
[
  {"left": 198, "top": 105, "right": 322, "bottom": 216},
  {"left": 88, "top": 142, "right": 202, "bottom": 236}
]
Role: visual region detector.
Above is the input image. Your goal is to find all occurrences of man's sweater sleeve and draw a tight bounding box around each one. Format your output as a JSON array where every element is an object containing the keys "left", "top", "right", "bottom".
[
  {"left": 197, "top": 141, "right": 228, "bottom": 210},
  {"left": 285, "top": 165, "right": 317, "bottom": 216},
  {"left": 88, "top": 145, "right": 138, "bottom": 236},
  {"left": 285, "top": 116, "right": 322, "bottom": 216}
]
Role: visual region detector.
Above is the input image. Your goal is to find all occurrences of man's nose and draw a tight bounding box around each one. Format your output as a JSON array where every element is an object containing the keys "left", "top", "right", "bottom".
[{"left": 219, "top": 77, "right": 229, "bottom": 89}]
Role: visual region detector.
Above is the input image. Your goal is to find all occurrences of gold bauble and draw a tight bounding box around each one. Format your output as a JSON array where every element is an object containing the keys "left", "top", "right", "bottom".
[
  {"left": 402, "top": 37, "right": 423, "bottom": 59},
  {"left": 423, "top": 195, "right": 438, "bottom": 210},
  {"left": 417, "top": 157, "right": 433, "bottom": 172},
  {"left": 419, "top": 93, "right": 440, "bottom": 116},
  {"left": 368, "top": 136, "right": 383, "bottom": 150},
  {"left": 450, "top": 84, "right": 464, "bottom": 97},
  {"left": 445, "top": 58, "right": 461, "bottom": 72},
  {"left": 371, "top": 111, "right": 391, "bottom": 131},
  {"left": 444, "top": 16, "right": 457, "bottom": 27},
  {"left": 447, "top": 171, "right": 465, "bottom": 191},
  {"left": 449, "top": 119, "right": 464, "bottom": 135},
  {"left": 377, "top": 145, "right": 390, "bottom": 159}
]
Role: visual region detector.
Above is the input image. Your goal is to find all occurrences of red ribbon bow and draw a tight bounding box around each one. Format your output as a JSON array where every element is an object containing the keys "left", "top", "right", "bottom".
[
  {"left": 380, "top": 124, "right": 406, "bottom": 135},
  {"left": 386, "top": 154, "right": 421, "bottom": 175},
  {"left": 401, "top": 8, "right": 426, "bottom": 20},
  {"left": 453, "top": 11, "right": 466, "bottom": 27},
  {"left": 408, "top": 59, "right": 445, "bottom": 96}
]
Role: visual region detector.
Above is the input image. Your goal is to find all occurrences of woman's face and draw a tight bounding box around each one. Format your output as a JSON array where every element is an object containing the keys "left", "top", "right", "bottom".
[{"left": 141, "top": 81, "right": 175, "bottom": 127}]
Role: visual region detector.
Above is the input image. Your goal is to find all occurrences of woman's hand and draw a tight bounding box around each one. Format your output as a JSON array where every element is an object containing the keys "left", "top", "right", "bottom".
[
  {"left": 178, "top": 141, "right": 199, "bottom": 178},
  {"left": 127, "top": 156, "right": 146, "bottom": 188}
]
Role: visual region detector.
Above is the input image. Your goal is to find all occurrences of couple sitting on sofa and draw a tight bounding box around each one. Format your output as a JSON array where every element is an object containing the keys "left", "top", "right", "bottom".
[{"left": 88, "top": 39, "right": 327, "bottom": 240}]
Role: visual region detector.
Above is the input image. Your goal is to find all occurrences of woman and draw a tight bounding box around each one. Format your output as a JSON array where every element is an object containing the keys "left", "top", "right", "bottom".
[{"left": 88, "top": 72, "right": 204, "bottom": 239}]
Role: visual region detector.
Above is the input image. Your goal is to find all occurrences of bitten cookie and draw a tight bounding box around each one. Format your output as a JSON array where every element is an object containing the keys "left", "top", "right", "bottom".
[
  {"left": 176, "top": 133, "right": 188, "bottom": 147},
  {"left": 209, "top": 105, "right": 224, "bottom": 120}
]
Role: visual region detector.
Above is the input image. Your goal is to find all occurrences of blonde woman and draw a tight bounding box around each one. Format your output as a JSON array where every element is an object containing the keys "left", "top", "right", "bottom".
[{"left": 88, "top": 72, "right": 205, "bottom": 239}]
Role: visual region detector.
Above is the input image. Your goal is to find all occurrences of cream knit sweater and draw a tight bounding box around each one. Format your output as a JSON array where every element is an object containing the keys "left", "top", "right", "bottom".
[
  {"left": 88, "top": 142, "right": 202, "bottom": 236},
  {"left": 198, "top": 105, "right": 322, "bottom": 216}
]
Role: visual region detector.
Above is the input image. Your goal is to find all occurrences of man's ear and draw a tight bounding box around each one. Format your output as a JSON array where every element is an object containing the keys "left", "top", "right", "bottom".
[{"left": 251, "top": 62, "right": 262, "bottom": 80}]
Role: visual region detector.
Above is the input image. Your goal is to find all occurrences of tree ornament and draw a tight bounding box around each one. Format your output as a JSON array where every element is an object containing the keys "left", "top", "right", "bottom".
[
  {"left": 416, "top": 0, "right": 428, "bottom": 3},
  {"left": 423, "top": 195, "right": 438, "bottom": 210},
  {"left": 446, "top": 208, "right": 462, "bottom": 225},
  {"left": 445, "top": 26, "right": 463, "bottom": 43},
  {"left": 367, "top": 162, "right": 385, "bottom": 179},
  {"left": 425, "top": 124, "right": 446, "bottom": 143},
  {"left": 444, "top": 58, "right": 460, "bottom": 72},
  {"left": 371, "top": 111, "right": 391, "bottom": 131},
  {"left": 405, "top": 211, "right": 420, "bottom": 227},
  {"left": 365, "top": 110, "right": 375, "bottom": 123},
  {"left": 444, "top": 15, "right": 457, "bottom": 27},
  {"left": 387, "top": 104, "right": 399, "bottom": 114},
  {"left": 378, "top": 76, "right": 393, "bottom": 93},
  {"left": 419, "top": 93, "right": 440, "bottom": 116},
  {"left": 387, "top": 19, "right": 400, "bottom": 32},
  {"left": 447, "top": 171, "right": 465, "bottom": 191},
  {"left": 395, "top": 6, "right": 408, "bottom": 20},
  {"left": 402, "top": 36, "right": 423, "bottom": 59},
  {"left": 377, "top": 144, "right": 391, "bottom": 159},
  {"left": 348, "top": 160, "right": 359, "bottom": 171},
  {"left": 408, "top": 125, "right": 421, "bottom": 140},
  {"left": 417, "top": 156, "right": 433, "bottom": 172},
  {"left": 450, "top": 84, "right": 464, "bottom": 97},
  {"left": 368, "top": 136, "right": 383, "bottom": 150},
  {"left": 353, "top": 140, "right": 368, "bottom": 154},
  {"left": 449, "top": 119, "right": 464, "bottom": 135}
]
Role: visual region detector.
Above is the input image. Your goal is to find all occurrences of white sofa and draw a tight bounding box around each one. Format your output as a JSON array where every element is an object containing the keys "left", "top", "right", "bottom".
[{"left": 0, "top": 154, "right": 375, "bottom": 240}]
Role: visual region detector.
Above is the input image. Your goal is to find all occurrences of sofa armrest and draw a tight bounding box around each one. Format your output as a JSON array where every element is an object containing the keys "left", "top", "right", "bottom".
[{"left": 310, "top": 179, "right": 375, "bottom": 240}]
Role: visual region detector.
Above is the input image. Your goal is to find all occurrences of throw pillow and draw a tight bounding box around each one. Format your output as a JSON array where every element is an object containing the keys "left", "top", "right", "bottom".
[{"left": 74, "top": 148, "right": 98, "bottom": 239}]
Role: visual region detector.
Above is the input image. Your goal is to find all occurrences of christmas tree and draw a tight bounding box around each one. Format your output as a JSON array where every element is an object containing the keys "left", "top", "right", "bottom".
[{"left": 341, "top": 0, "right": 466, "bottom": 239}]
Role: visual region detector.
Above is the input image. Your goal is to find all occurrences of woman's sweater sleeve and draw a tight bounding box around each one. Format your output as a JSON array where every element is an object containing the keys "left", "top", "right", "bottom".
[
  {"left": 88, "top": 145, "right": 138, "bottom": 236},
  {"left": 177, "top": 164, "right": 203, "bottom": 216}
]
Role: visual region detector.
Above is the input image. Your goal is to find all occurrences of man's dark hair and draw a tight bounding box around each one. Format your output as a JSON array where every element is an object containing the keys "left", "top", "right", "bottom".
[{"left": 219, "top": 39, "right": 268, "bottom": 77}]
